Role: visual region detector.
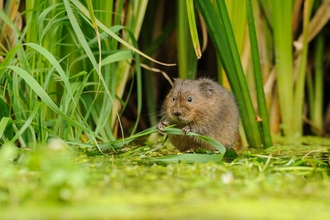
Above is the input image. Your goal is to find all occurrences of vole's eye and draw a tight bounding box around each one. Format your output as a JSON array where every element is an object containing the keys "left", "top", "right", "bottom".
[
  {"left": 187, "top": 96, "right": 192, "bottom": 102},
  {"left": 172, "top": 96, "right": 176, "bottom": 101}
]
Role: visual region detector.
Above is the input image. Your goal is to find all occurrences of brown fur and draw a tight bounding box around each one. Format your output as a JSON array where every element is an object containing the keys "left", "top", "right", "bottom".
[{"left": 157, "top": 78, "right": 240, "bottom": 151}]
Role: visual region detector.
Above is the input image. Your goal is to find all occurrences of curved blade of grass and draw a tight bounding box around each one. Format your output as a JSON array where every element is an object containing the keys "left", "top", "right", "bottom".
[
  {"left": 11, "top": 102, "right": 41, "bottom": 143},
  {"left": 0, "top": 42, "right": 22, "bottom": 77},
  {"left": 186, "top": 0, "right": 202, "bottom": 58},
  {"left": 195, "top": 0, "right": 262, "bottom": 148},
  {"left": 246, "top": 0, "right": 272, "bottom": 148},
  {"left": 101, "top": 50, "right": 133, "bottom": 66}
]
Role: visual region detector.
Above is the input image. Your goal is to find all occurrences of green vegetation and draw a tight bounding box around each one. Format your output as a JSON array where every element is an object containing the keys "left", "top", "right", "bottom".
[
  {"left": 0, "top": 0, "right": 330, "bottom": 218},
  {"left": 1, "top": 140, "right": 330, "bottom": 219}
]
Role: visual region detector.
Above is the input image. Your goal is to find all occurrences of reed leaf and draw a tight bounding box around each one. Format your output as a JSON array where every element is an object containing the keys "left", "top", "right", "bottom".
[
  {"left": 270, "top": 0, "right": 294, "bottom": 137},
  {"left": 246, "top": 0, "right": 272, "bottom": 148},
  {"left": 195, "top": 0, "right": 263, "bottom": 148},
  {"left": 292, "top": 0, "right": 314, "bottom": 136}
]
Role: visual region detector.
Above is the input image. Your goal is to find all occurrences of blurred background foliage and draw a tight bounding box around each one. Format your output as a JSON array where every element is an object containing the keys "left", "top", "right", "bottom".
[{"left": 0, "top": 0, "right": 329, "bottom": 149}]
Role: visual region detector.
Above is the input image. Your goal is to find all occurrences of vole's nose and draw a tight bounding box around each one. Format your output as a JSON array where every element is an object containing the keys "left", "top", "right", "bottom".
[{"left": 174, "top": 111, "right": 181, "bottom": 117}]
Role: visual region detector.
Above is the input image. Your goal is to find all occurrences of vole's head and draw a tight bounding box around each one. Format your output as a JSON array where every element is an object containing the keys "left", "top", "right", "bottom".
[{"left": 164, "top": 78, "right": 216, "bottom": 124}]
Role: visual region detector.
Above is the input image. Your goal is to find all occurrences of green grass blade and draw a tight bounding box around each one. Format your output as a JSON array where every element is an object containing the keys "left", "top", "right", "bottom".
[
  {"left": 101, "top": 50, "right": 133, "bottom": 66},
  {"left": 246, "top": 0, "right": 272, "bottom": 148},
  {"left": 11, "top": 102, "right": 41, "bottom": 143},
  {"left": 186, "top": 0, "right": 202, "bottom": 59},
  {"left": 0, "top": 117, "right": 12, "bottom": 141}
]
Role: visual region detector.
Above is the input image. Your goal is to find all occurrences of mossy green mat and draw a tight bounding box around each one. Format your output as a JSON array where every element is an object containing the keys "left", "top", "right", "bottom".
[{"left": 1, "top": 141, "right": 330, "bottom": 219}]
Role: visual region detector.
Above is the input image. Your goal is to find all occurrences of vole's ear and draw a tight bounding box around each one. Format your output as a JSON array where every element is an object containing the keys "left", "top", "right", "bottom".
[
  {"left": 173, "top": 78, "right": 183, "bottom": 87},
  {"left": 199, "top": 81, "right": 213, "bottom": 97}
]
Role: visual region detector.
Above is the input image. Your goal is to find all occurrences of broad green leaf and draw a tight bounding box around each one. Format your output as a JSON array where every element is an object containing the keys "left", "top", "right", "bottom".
[{"left": 152, "top": 154, "right": 224, "bottom": 163}]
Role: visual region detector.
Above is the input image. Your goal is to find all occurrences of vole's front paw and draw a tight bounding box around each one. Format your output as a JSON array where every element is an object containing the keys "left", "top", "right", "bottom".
[
  {"left": 182, "top": 126, "right": 191, "bottom": 135},
  {"left": 156, "top": 121, "right": 168, "bottom": 133}
]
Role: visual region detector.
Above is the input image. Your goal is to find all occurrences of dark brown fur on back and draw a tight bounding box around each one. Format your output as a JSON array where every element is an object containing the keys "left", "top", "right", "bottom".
[{"left": 157, "top": 78, "right": 240, "bottom": 151}]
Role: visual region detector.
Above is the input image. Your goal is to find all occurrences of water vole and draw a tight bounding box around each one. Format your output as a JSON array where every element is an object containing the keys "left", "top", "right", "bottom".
[{"left": 157, "top": 78, "right": 240, "bottom": 151}]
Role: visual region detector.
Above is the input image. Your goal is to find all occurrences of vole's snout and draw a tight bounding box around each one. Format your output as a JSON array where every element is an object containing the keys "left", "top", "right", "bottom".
[{"left": 173, "top": 111, "right": 181, "bottom": 117}]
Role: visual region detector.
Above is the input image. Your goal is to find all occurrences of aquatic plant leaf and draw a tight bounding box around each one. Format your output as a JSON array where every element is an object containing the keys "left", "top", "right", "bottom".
[{"left": 152, "top": 153, "right": 224, "bottom": 163}]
